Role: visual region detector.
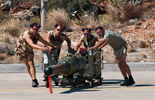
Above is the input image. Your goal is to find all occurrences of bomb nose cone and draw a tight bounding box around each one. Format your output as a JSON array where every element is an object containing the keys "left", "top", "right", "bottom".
[{"left": 44, "top": 67, "right": 53, "bottom": 76}]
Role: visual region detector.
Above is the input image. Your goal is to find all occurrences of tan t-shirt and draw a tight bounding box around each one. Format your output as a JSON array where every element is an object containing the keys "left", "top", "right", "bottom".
[
  {"left": 48, "top": 31, "right": 66, "bottom": 48},
  {"left": 15, "top": 30, "right": 40, "bottom": 60},
  {"left": 81, "top": 34, "right": 97, "bottom": 49},
  {"left": 104, "top": 30, "right": 126, "bottom": 51}
]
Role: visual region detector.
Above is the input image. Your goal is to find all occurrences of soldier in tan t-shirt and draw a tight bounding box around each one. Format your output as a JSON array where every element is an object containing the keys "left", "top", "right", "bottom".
[
  {"left": 15, "top": 23, "right": 53, "bottom": 87},
  {"left": 44, "top": 24, "right": 73, "bottom": 87},
  {"left": 89, "top": 26, "right": 135, "bottom": 86},
  {"left": 46, "top": 24, "right": 73, "bottom": 63},
  {"left": 75, "top": 28, "right": 99, "bottom": 53}
]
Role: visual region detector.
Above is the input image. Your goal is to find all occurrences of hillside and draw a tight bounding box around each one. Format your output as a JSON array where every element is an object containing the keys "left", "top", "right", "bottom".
[{"left": 0, "top": 0, "right": 154, "bottom": 63}]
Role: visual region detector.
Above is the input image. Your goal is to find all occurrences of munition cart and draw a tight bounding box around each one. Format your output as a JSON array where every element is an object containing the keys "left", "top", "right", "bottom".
[{"left": 42, "top": 49, "right": 103, "bottom": 88}]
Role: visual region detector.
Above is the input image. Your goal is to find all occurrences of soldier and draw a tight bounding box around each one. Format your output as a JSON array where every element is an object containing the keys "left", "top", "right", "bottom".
[
  {"left": 46, "top": 24, "right": 73, "bottom": 63},
  {"left": 15, "top": 23, "right": 53, "bottom": 87},
  {"left": 89, "top": 26, "right": 135, "bottom": 86},
  {"left": 74, "top": 28, "right": 99, "bottom": 53},
  {"left": 44, "top": 24, "right": 73, "bottom": 87}
]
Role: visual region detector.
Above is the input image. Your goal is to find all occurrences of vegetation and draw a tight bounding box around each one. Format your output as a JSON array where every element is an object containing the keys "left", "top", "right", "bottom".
[
  {"left": 0, "top": 0, "right": 154, "bottom": 63},
  {"left": 11, "top": 0, "right": 40, "bottom": 5},
  {"left": 47, "top": 0, "right": 92, "bottom": 19},
  {"left": 0, "top": 18, "right": 29, "bottom": 37},
  {"left": 0, "top": 13, "right": 11, "bottom": 24},
  {"left": 46, "top": 8, "right": 70, "bottom": 31},
  {"left": 0, "top": 0, "right": 154, "bottom": 36}
]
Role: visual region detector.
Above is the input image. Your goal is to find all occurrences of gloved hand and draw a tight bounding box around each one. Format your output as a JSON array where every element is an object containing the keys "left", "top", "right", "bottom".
[{"left": 68, "top": 47, "right": 76, "bottom": 54}]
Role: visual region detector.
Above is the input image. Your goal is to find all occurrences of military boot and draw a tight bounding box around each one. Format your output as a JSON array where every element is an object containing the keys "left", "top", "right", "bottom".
[
  {"left": 32, "top": 79, "right": 39, "bottom": 87},
  {"left": 127, "top": 77, "right": 135, "bottom": 86},
  {"left": 120, "top": 79, "right": 129, "bottom": 86}
]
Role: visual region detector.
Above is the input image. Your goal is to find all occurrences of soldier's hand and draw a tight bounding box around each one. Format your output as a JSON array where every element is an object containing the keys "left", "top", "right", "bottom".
[
  {"left": 42, "top": 47, "right": 49, "bottom": 52},
  {"left": 88, "top": 47, "right": 97, "bottom": 51},
  {"left": 48, "top": 46, "right": 53, "bottom": 54},
  {"left": 68, "top": 47, "right": 75, "bottom": 54},
  {"left": 88, "top": 47, "right": 93, "bottom": 51}
]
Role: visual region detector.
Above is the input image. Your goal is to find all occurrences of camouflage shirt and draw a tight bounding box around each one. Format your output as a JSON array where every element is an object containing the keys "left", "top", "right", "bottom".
[{"left": 15, "top": 30, "right": 40, "bottom": 60}]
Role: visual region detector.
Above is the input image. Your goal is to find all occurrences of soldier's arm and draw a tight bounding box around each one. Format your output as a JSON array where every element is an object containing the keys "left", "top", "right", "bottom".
[
  {"left": 38, "top": 34, "right": 53, "bottom": 47},
  {"left": 46, "top": 32, "right": 51, "bottom": 43},
  {"left": 23, "top": 33, "right": 47, "bottom": 51},
  {"left": 74, "top": 38, "right": 83, "bottom": 52},
  {"left": 88, "top": 38, "right": 108, "bottom": 51},
  {"left": 64, "top": 35, "right": 71, "bottom": 49},
  {"left": 97, "top": 38, "right": 108, "bottom": 50},
  {"left": 95, "top": 37, "right": 99, "bottom": 45}
]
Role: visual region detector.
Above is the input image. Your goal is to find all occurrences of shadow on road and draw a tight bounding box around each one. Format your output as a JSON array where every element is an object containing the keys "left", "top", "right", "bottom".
[
  {"left": 134, "top": 84, "right": 155, "bottom": 87},
  {"left": 60, "top": 83, "right": 101, "bottom": 94},
  {"left": 42, "top": 79, "right": 155, "bottom": 94},
  {"left": 60, "top": 79, "right": 123, "bottom": 94},
  {"left": 102, "top": 79, "right": 123, "bottom": 85}
]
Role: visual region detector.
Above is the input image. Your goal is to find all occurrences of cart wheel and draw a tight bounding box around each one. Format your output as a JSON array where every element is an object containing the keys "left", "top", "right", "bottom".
[
  {"left": 97, "top": 78, "right": 102, "bottom": 86},
  {"left": 72, "top": 80, "right": 78, "bottom": 88},
  {"left": 72, "top": 83, "right": 77, "bottom": 88},
  {"left": 82, "top": 80, "right": 86, "bottom": 84},
  {"left": 55, "top": 82, "right": 59, "bottom": 86},
  {"left": 89, "top": 80, "right": 94, "bottom": 88}
]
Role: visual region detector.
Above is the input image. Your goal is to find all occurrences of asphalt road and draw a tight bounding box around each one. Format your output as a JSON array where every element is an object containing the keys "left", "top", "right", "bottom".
[
  {"left": 0, "top": 62, "right": 155, "bottom": 73},
  {"left": 0, "top": 62, "right": 155, "bottom": 100}
]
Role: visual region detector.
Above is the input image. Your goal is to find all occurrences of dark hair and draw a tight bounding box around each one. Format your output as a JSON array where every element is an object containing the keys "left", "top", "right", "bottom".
[
  {"left": 54, "top": 24, "right": 65, "bottom": 30},
  {"left": 30, "top": 23, "right": 41, "bottom": 28},
  {"left": 81, "top": 28, "right": 92, "bottom": 32},
  {"left": 96, "top": 26, "right": 104, "bottom": 31}
]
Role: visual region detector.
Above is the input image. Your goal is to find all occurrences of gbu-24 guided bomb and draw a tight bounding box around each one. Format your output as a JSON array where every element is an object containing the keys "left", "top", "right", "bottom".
[
  {"left": 44, "top": 54, "right": 87, "bottom": 76},
  {"left": 43, "top": 49, "right": 103, "bottom": 88}
]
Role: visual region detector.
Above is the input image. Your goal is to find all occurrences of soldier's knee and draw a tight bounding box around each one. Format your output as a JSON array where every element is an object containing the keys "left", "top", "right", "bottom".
[
  {"left": 117, "top": 62, "right": 122, "bottom": 67},
  {"left": 28, "top": 60, "right": 34, "bottom": 66}
]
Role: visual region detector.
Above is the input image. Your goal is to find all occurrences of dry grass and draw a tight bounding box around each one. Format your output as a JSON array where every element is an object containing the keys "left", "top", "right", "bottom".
[
  {"left": 30, "top": 16, "right": 40, "bottom": 24},
  {"left": 141, "top": 53, "right": 147, "bottom": 58},
  {"left": 0, "top": 31, "right": 15, "bottom": 43},
  {"left": 72, "top": 8, "right": 116, "bottom": 30},
  {"left": 0, "top": 18, "right": 30, "bottom": 44},
  {"left": 0, "top": 18, "right": 29, "bottom": 37},
  {"left": 46, "top": 8, "right": 71, "bottom": 31},
  {"left": 71, "top": 2, "right": 144, "bottom": 30},
  {"left": 97, "top": 4, "right": 124, "bottom": 29},
  {"left": 71, "top": 18, "right": 81, "bottom": 26},
  {"left": 142, "top": 2, "right": 155, "bottom": 18},
  {"left": 138, "top": 40, "right": 147, "bottom": 48},
  {"left": 106, "top": 4, "right": 124, "bottom": 22},
  {"left": 70, "top": 2, "right": 150, "bottom": 30},
  {"left": 102, "top": 3, "right": 145, "bottom": 24},
  {"left": 128, "top": 44, "right": 136, "bottom": 52},
  {"left": 98, "top": 14, "right": 113, "bottom": 29},
  {"left": 71, "top": 12, "right": 100, "bottom": 31},
  {"left": 99, "top": 2, "right": 148, "bottom": 24},
  {"left": 79, "top": 13, "right": 99, "bottom": 30},
  {"left": 123, "top": 4, "right": 146, "bottom": 22},
  {"left": 0, "top": 54, "right": 7, "bottom": 61}
]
